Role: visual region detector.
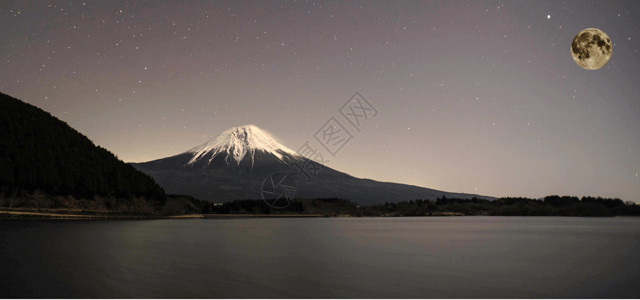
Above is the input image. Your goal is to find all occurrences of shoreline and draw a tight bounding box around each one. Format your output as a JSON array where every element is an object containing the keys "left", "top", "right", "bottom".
[
  {"left": 0, "top": 210, "right": 326, "bottom": 220},
  {"left": 2, "top": 210, "right": 632, "bottom": 220}
]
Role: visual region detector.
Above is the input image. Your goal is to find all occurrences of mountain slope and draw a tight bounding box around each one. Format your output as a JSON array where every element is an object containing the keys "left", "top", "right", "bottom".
[
  {"left": 131, "top": 125, "right": 491, "bottom": 205},
  {"left": 0, "top": 92, "right": 166, "bottom": 208}
]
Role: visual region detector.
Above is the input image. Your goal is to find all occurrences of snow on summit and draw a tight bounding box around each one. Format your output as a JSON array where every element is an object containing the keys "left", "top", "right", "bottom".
[{"left": 186, "top": 125, "right": 299, "bottom": 166}]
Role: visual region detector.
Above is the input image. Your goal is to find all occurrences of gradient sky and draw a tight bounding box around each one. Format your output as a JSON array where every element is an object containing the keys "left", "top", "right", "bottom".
[{"left": 2, "top": 0, "right": 639, "bottom": 202}]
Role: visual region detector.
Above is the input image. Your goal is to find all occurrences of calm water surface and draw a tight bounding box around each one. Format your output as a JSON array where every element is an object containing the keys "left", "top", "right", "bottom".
[{"left": 1, "top": 217, "right": 639, "bottom": 298}]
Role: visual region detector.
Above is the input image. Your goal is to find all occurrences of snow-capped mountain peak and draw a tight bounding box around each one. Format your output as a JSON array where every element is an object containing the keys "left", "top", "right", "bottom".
[{"left": 186, "top": 124, "right": 299, "bottom": 166}]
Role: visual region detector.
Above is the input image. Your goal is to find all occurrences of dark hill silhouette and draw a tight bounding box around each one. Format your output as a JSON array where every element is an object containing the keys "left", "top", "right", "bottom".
[{"left": 0, "top": 92, "right": 166, "bottom": 212}]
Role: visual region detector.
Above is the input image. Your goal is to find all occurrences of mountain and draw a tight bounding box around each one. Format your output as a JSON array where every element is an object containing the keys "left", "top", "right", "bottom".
[
  {"left": 187, "top": 125, "right": 300, "bottom": 168},
  {"left": 0, "top": 92, "right": 166, "bottom": 210},
  {"left": 131, "top": 124, "right": 491, "bottom": 205}
]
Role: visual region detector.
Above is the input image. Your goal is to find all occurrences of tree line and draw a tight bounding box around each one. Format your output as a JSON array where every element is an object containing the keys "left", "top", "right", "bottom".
[{"left": 203, "top": 195, "right": 639, "bottom": 217}]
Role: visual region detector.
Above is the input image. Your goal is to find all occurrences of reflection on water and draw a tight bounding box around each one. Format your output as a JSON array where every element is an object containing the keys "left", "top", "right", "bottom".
[{"left": 1, "top": 217, "right": 639, "bottom": 298}]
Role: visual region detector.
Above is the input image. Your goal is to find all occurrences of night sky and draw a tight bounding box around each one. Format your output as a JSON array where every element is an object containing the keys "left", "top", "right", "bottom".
[{"left": 2, "top": 1, "right": 639, "bottom": 202}]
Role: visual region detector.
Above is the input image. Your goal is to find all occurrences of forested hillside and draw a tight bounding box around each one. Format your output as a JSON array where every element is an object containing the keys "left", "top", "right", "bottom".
[{"left": 0, "top": 92, "right": 166, "bottom": 212}]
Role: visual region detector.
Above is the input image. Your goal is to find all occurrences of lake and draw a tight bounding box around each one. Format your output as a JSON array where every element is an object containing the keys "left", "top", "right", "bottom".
[{"left": 1, "top": 217, "right": 639, "bottom": 298}]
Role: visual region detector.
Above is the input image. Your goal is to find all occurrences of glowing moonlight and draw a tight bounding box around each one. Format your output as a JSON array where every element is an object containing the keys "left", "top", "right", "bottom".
[{"left": 571, "top": 28, "right": 612, "bottom": 70}]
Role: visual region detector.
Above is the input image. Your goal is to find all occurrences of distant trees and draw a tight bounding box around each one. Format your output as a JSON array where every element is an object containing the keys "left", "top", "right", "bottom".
[
  {"left": 209, "top": 199, "right": 306, "bottom": 214},
  {"left": 543, "top": 195, "right": 580, "bottom": 207},
  {"left": 358, "top": 195, "right": 639, "bottom": 217},
  {"left": 125, "top": 194, "right": 640, "bottom": 217}
]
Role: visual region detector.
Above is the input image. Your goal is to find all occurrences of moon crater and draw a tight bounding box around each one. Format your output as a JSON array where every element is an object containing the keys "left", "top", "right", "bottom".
[{"left": 571, "top": 28, "right": 612, "bottom": 70}]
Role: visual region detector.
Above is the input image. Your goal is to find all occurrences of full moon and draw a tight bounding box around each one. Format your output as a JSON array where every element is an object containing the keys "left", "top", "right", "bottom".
[{"left": 571, "top": 28, "right": 612, "bottom": 70}]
